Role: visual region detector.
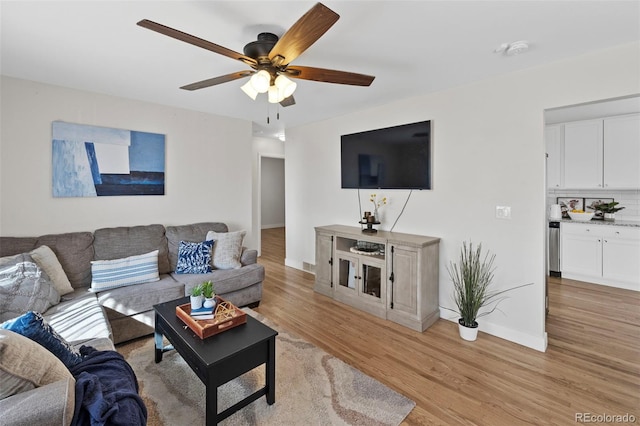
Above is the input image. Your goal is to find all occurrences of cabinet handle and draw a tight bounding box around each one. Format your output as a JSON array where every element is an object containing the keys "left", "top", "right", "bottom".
[
  {"left": 616, "top": 231, "right": 620, "bottom": 235},
  {"left": 604, "top": 240, "right": 608, "bottom": 243}
]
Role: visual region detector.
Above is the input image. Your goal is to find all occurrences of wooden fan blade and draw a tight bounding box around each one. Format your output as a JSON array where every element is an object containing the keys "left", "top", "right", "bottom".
[
  {"left": 180, "top": 71, "right": 253, "bottom": 91},
  {"left": 285, "top": 66, "right": 375, "bottom": 86},
  {"left": 268, "top": 3, "right": 339, "bottom": 67},
  {"left": 137, "top": 19, "right": 257, "bottom": 67},
  {"left": 280, "top": 95, "right": 296, "bottom": 107}
]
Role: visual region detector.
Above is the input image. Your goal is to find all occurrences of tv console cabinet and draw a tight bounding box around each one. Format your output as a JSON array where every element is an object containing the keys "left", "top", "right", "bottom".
[{"left": 314, "top": 224, "right": 440, "bottom": 332}]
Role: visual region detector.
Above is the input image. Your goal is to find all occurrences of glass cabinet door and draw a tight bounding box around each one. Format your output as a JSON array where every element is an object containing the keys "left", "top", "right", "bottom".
[
  {"left": 337, "top": 256, "right": 358, "bottom": 292},
  {"left": 361, "top": 262, "right": 382, "bottom": 299}
]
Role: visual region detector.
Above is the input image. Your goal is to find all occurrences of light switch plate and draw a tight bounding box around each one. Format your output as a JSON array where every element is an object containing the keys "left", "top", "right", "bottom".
[{"left": 496, "top": 206, "right": 511, "bottom": 219}]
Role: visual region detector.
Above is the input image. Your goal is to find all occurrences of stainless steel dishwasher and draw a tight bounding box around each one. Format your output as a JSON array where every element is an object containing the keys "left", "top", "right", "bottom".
[{"left": 549, "top": 221, "right": 561, "bottom": 277}]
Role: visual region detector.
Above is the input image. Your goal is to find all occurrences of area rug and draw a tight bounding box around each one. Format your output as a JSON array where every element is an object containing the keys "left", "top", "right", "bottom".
[{"left": 121, "top": 309, "right": 415, "bottom": 425}]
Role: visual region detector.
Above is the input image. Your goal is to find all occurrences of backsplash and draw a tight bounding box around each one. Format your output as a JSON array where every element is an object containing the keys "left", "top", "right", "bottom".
[{"left": 547, "top": 189, "right": 640, "bottom": 220}]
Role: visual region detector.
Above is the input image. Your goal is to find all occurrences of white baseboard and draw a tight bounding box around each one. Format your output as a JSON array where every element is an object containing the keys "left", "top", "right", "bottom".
[
  {"left": 439, "top": 308, "right": 548, "bottom": 352},
  {"left": 284, "top": 257, "right": 304, "bottom": 270}
]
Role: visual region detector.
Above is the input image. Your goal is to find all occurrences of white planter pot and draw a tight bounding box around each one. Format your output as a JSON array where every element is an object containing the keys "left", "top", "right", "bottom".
[
  {"left": 190, "top": 295, "right": 203, "bottom": 310},
  {"left": 203, "top": 297, "right": 216, "bottom": 309},
  {"left": 458, "top": 319, "right": 479, "bottom": 341},
  {"left": 603, "top": 213, "right": 616, "bottom": 221}
]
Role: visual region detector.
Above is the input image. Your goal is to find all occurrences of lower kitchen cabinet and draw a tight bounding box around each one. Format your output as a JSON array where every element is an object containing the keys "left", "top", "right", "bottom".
[
  {"left": 561, "top": 222, "right": 640, "bottom": 291},
  {"left": 314, "top": 224, "right": 440, "bottom": 331}
]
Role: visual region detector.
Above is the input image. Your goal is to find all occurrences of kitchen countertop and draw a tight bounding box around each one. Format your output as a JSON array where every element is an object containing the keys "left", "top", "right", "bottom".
[{"left": 549, "top": 218, "right": 640, "bottom": 228}]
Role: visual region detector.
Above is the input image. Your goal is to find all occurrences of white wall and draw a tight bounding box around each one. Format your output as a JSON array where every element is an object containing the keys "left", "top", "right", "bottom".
[
  {"left": 284, "top": 42, "right": 640, "bottom": 351},
  {"left": 0, "top": 77, "right": 257, "bottom": 247},
  {"left": 260, "top": 157, "right": 285, "bottom": 228}
]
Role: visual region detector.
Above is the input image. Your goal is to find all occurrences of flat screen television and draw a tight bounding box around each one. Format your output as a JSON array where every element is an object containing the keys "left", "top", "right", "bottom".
[{"left": 341, "top": 120, "right": 431, "bottom": 189}]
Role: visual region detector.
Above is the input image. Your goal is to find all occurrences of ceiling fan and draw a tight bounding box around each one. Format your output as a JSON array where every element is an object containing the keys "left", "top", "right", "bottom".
[{"left": 137, "top": 2, "right": 375, "bottom": 107}]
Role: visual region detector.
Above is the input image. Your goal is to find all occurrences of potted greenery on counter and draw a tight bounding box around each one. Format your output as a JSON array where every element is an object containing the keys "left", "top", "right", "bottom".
[
  {"left": 445, "top": 241, "right": 532, "bottom": 341},
  {"left": 594, "top": 201, "right": 625, "bottom": 221}
]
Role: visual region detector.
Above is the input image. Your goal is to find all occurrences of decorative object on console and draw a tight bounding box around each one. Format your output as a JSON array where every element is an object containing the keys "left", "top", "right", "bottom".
[
  {"left": 593, "top": 201, "right": 625, "bottom": 221},
  {"left": 556, "top": 197, "right": 584, "bottom": 219},
  {"left": 444, "top": 241, "right": 532, "bottom": 342},
  {"left": 370, "top": 193, "right": 387, "bottom": 223}
]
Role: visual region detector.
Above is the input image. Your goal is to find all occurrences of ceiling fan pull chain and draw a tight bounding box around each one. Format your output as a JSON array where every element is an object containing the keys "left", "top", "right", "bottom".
[{"left": 266, "top": 102, "right": 270, "bottom": 124}]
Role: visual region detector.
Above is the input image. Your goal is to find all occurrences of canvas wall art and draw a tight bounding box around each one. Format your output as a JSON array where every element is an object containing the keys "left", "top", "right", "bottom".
[{"left": 52, "top": 121, "right": 165, "bottom": 197}]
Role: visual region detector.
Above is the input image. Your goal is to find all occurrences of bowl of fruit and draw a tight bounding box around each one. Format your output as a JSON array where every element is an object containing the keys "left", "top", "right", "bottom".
[{"left": 567, "top": 210, "right": 595, "bottom": 222}]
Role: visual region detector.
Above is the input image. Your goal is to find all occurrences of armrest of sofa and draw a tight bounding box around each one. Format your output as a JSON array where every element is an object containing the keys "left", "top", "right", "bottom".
[
  {"left": 240, "top": 247, "right": 257, "bottom": 265},
  {"left": 0, "top": 377, "right": 75, "bottom": 426}
]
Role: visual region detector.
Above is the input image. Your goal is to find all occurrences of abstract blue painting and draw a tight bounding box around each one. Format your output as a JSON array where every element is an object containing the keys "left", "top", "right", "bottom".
[{"left": 52, "top": 121, "right": 165, "bottom": 197}]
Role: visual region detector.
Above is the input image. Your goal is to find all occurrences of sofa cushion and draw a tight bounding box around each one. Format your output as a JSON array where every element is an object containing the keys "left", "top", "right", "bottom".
[
  {"left": 90, "top": 250, "right": 160, "bottom": 291},
  {"left": 166, "top": 222, "right": 228, "bottom": 271},
  {"left": 1, "top": 311, "right": 83, "bottom": 368},
  {"left": 0, "top": 329, "right": 74, "bottom": 400},
  {"left": 0, "top": 253, "right": 60, "bottom": 322},
  {"left": 206, "top": 230, "right": 246, "bottom": 270},
  {"left": 94, "top": 224, "right": 170, "bottom": 275},
  {"left": 175, "top": 240, "right": 213, "bottom": 274},
  {"left": 0, "top": 237, "right": 38, "bottom": 258},
  {"left": 30, "top": 245, "right": 75, "bottom": 296},
  {"left": 44, "top": 290, "right": 112, "bottom": 343},
  {"left": 97, "top": 274, "right": 183, "bottom": 317},
  {"left": 173, "top": 263, "right": 265, "bottom": 297},
  {"left": 36, "top": 232, "right": 95, "bottom": 289}
]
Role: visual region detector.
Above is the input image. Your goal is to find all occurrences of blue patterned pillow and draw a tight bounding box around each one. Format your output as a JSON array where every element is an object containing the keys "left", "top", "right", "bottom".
[
  {"left": 0, "top": 311, "right": 82, "bottom": 368},
  {"left": 175, "top": 240, "right": 214, "bottom": 274}
]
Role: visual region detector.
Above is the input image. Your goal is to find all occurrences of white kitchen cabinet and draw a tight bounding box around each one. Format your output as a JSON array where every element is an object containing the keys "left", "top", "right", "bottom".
[
  {"left": 563, "top": 119, "right": 603, "bottom": 189},
  {"left": 545, "top": 124, "right": 563, "bottom": 189},
  {"left": 561, "top": 222, "right": 640, "bottom": 291},
  {"left": 603, "top": 114, "right": 640, "bottom": 189},
  {"left": 558, "top": 114, "right": 640, "bottom": 189}
]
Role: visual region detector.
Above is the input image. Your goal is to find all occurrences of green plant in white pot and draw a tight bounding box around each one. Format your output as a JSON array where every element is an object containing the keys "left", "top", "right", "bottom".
[
  {"left": 445, "top": 241, "right": 532, "bottom": 341},
  {"left": 594, "top": 201, "right": 625, "bottom": 221},
  {"left": 190, "top": 283, "right": 204, "bottom": 310}
]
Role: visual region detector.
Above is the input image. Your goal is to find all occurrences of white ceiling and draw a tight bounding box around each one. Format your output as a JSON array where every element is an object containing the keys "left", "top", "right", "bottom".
[{"left": 2, "top": 1, "right": 639, "bottom": 139}]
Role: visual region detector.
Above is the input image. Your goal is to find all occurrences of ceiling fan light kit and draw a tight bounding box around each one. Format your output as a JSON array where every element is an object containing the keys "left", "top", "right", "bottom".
[{"left": 137, "top": 2, "right": 374, "bottom": 109}]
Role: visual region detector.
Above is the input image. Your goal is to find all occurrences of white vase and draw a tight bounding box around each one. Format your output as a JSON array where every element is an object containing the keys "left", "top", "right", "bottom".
[
  {"left": 458, "top": 319, "right": 479, "bottom": 341},
  {"left": 203, "top": 297, "right": 216, "bottom": 309},
  {"left": 604, "top": 212, "right": 615, "bottom": 221},
  {"left": 190, "top": 295, "right": 203, "bottom": 310}
]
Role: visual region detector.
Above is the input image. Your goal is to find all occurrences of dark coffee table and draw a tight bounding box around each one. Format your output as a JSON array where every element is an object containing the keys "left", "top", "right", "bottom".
[{"left": 153, "top": 297, "right": 278, "bottom": 425}]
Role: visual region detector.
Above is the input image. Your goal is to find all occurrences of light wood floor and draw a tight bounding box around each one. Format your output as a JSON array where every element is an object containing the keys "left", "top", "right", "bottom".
[{"left": 256, "top": 227, "right": 639, "bottom": 425}]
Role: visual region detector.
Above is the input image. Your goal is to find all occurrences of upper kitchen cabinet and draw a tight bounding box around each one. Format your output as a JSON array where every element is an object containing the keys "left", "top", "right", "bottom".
[
  {"left": 563, "top": 119, "right": 603, "bottom": 188},
  {"left": 552, "top": 113, "right": 640, "bottom": 189},
  {"left": 604, "top": 113, "right": 640, "bottom": 189},
  {"left": 545, "top": 124, "right": 563, "bottom": 189}
]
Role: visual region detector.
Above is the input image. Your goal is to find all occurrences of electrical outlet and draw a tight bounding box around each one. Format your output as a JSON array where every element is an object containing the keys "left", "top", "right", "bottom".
[{"left": 496, "top": 206, "right": 511, "bottom": 219}]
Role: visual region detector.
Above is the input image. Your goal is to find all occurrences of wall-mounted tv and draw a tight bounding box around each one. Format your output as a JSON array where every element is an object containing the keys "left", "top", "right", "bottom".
[{"left": 341, "top": 120, "right": 431, "bottom": 190}]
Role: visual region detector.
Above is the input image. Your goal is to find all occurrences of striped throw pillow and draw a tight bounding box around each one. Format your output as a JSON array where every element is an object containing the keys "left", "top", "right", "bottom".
[{"left": 90, "top": 250, "right": 160, "bottom": 292}]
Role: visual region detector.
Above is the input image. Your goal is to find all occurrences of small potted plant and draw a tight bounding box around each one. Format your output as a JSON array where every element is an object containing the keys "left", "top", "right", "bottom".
[
  {"left": 190, "top": 284, "right": 203, "bottom": 310},
  {"left": 594, "top": 201, "right": 625, "bottom": 221},
  {"left": 202, "top": 280, "right": 216, "bottom": 309},
  {"left": 444, "top": 241, "right": 532, "bottom": 341}
]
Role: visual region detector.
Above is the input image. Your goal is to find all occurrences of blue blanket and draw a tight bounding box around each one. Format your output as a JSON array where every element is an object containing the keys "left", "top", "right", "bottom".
[{"left": 69, "top": 346, "right": 147, "bottom": 426}]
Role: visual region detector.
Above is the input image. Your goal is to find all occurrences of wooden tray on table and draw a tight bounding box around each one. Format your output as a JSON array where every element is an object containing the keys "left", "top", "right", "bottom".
[{"left": 176, "top": 296, "right": 247, "bottom": 339}]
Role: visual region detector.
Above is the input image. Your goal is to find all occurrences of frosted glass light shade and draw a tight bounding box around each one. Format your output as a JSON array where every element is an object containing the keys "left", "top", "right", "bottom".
[
  {"left": 250, "top": 70, "right": 271, "bottom": 93},
  {"left": 268, "top": 85, "right": 286, "bottom": 103},
  {"left": 275, "top": 75, "right": 297, "bottom": 98},
  {"left": 240, "top": 81, "right": 258, "bottom": 100}
]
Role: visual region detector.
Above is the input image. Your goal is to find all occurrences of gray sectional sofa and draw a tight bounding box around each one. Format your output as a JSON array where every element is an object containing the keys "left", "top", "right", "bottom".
[{"left": 0, "top": 221, "right": 264, "bottom": 425}]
